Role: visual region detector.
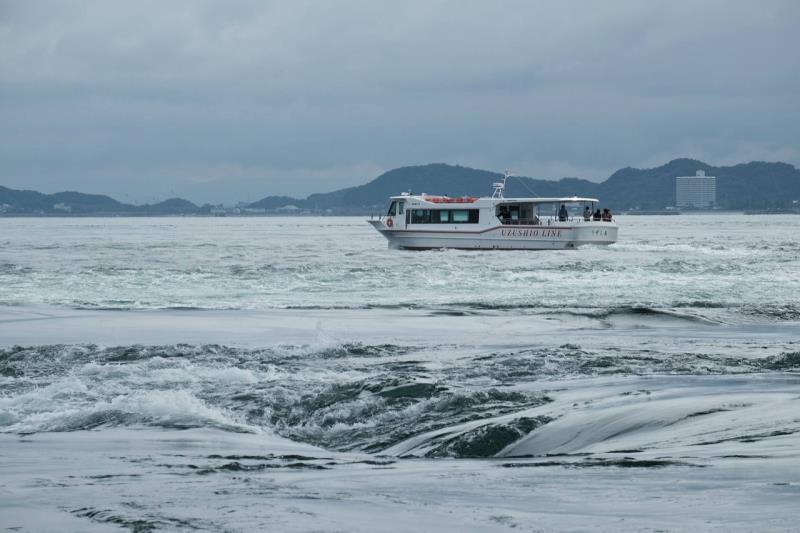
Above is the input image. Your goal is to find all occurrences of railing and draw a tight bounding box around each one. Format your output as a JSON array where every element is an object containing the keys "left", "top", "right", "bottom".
[
  {"left": 369, "top": 213, "right": 615, "bottom": 224},
  {"left": 499, "top": 215, "right": 614, "bottom": 225}
]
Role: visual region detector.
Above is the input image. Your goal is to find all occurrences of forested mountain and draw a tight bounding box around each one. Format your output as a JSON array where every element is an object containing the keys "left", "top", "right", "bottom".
[
  {"left": 251, "top": 159, "right": 800, "bottom": 211},
  {"left": 3, "top": 159, "right": 799, "bottom": 215},
  {"left": 0, "top": 186, "right": 198, "bottom": 215}
]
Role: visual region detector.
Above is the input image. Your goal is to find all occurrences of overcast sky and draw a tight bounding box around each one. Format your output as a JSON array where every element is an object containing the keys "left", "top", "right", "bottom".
[{"left": 1, "top": 1, "right": 798, "bottom": 204}]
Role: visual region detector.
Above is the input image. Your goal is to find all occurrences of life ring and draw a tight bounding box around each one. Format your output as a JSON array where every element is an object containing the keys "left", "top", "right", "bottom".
[{"left": 386, "top": 217, "right": 393, "bottom": 228}]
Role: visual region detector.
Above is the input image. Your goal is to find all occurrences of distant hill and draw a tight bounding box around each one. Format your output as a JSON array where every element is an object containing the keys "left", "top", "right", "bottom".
[
  {"left": 0, "top": 186, "right": 199, "bottom": 215},
  {"left": 139, "top": 198, "right": 200, "bottom": 215},
  {"left": 250, "top": 159, "right": 800, "bottom": 212},
  {"left": 597, "top": 158, "right": 800, "bottom": 210},
  {"left": 248, "top": 195, "right": 304, "bottom": 210},
  {"left": 250, "top": 163, "right": 603, "bottom": 213},
  {"left": 2, "top": 158, "right": 799, "bottom": 215}
]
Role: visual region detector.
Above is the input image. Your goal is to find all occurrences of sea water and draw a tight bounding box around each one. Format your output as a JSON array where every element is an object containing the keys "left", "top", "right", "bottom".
[{"left": 1, "top": 214, "right": 799, "bottom": 531}]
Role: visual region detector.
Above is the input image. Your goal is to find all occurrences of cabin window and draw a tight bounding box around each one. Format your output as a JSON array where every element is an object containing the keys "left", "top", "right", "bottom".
[
  {"left": 411, "top": 209, "right": 429, "bottom": 223},
  {"left": 387, "top": 201, "right": 397, "bottom": 216},
  {"left": 497, "top": 204, "right": 536, "bottom": 224},
  {"left": 452, "top": 210, "right": 469, "bottom": 223},
  {"left": 409, "top": 209, "right": 479, "bottom": 224},
  {"left": 398, "top": 201, "right": 405, "bottom": 214},
  {"left": 452, "top": 210, "right": 479, "bottom": 223}
]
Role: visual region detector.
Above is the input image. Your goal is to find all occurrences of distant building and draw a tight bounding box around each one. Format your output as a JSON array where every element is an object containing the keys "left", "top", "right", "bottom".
[{"left": 676, "top": 170, "right": 716, "bottom": 208}]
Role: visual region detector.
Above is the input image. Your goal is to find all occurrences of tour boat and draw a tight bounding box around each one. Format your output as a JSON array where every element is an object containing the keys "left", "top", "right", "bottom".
[{"left": 368, "top": 172, "right": 618, "bottom": 250}]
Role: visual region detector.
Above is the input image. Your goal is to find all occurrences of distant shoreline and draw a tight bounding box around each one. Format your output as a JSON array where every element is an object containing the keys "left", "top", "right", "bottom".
[
  {"left": 4, "top": 159, "right": 800, "bottom": 216},
  {"left": 0, "top": 213, "right": 372, "bottom": 218}
]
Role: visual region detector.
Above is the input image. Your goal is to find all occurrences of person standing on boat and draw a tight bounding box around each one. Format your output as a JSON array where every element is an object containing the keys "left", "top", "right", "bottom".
[
  {"left": 593, "top": 209, "right": 602, "bottom": 221},
  {"left": 583, "top": 206, "right": 592, "bottom": 221},
  {"left": 498, "top": 206, "right": 509, "bottom": 223},
  {"left": 559, "top": 204, "right": 568, "bottom": 222}
]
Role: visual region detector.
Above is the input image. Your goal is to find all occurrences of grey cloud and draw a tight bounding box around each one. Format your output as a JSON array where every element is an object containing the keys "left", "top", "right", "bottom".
[{"left": 1, "top": 0, "right": 798, "bottom": 203}]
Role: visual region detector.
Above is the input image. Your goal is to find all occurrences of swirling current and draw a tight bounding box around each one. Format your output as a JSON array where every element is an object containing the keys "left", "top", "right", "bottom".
[{"left": 1, "top": 214, "right": 799, "bottom": 532}]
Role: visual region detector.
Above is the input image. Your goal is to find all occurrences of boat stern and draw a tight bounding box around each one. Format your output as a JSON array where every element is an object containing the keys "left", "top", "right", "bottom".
[{"left": 573, "top": 223, "right": 618, "bottom": 245}]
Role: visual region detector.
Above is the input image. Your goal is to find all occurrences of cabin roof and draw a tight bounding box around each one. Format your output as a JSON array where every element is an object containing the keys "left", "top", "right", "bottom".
[{"left": 389, "top": 194, "right": 599, "bottom": 204}]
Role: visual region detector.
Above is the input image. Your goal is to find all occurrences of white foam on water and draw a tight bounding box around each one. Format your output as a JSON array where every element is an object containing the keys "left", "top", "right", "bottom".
[
  {"left": 1, "top": 215, "right": 799, "bottom": 317},
  {"left": 1, "top": 382, "right": 257, "bottom": 434},
  {"left": 1, "top": 215, "right": 800, "bottom": 531}
]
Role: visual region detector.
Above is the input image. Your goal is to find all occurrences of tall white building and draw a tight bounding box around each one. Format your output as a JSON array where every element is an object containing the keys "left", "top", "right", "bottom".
[{"left": 676, "top": 170, "right": 716, "bottom": 208}]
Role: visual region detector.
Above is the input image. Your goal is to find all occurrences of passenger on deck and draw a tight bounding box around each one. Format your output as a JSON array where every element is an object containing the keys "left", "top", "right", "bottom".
[
  {"left": 497, "top": 207, "right": 509, "bottom": 223},
  {"left": 558, "top": 204, "right": 568, "bottom": 222},
  {"left": 602, "top": 208, "right": 612, "bottom": 221},
  {"left": 583, "top": 206, "right": 592, "bottom": 221},
  {"left": 593, "top": 209, "right": 602, "bottom": 221}
]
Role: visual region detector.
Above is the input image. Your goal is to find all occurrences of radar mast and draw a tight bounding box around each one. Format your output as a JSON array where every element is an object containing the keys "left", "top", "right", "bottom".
[{"left": 492, "top": 170, "right": 511, "bottom": 199}]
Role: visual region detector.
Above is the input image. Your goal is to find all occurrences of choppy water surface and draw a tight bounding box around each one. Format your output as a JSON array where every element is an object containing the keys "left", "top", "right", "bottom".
[
  {"left": 1, "top": 215, "right": 799, "bottom": 532},
  {"left": 2, "top": 215, "right": 799, "bottom": 315}
]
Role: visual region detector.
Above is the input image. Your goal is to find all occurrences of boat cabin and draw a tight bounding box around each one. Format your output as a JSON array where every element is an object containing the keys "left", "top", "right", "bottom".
[
  {"left": 494, "top": 199, "right": 598, "bottom": 225},
  {"left": 382, "top": 194, "right": 600, "bottom": 229}
]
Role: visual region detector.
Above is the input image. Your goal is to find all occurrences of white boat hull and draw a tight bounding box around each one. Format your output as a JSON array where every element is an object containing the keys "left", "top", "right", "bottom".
[{"left": 368, "top": 221, "right": 617, "bottom": 250}]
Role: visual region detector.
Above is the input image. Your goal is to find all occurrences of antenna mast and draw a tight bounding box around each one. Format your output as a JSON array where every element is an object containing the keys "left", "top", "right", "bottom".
[{"left": 492, "top": 169, "right": 511, "bottom": 199}]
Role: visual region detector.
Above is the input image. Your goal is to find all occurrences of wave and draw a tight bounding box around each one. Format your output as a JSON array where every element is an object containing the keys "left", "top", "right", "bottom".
[
  {"left": 272, "top": 381, "right": 550, "bottom": 453},
  {"left": 283, "top": 301, "right": 717, "bottom": 314},
  {"left": 387, "top": 375, "right": 800, "bottom": 459},
  {"left": 500, "top": 458, "right": 701, "bottom": 468},
  {"left": 0, "top": 262, "right": 35, "bottom": 275},
  {"left": 422, "top": 416, "right": 553, "bottom": 458},
  {"left": 762, "top": 351, "right": 800, "bottom": 370},
  {"left": 1, "top": 343, "right": 553, "bottom": 450},
  {"left": 0, "top": 342, "right": 418, "bottom": 374},
  {"left": 72, "top": 507, "right": 210, "bottom": 532},
  {"left": 741, "top": 305, "right": 800, "bottom": 322},
  {"left": 2, "top": 343, "right": 798, "bottom": 460},
  {"left": 2, "top": 389, "right": 254, "bottom": 434},
  {"left": 7, "top": 291, "right": 791, "bottom": 324},
  {"left": 601, "top": 306, "right": 724, "bottom": 324}
]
